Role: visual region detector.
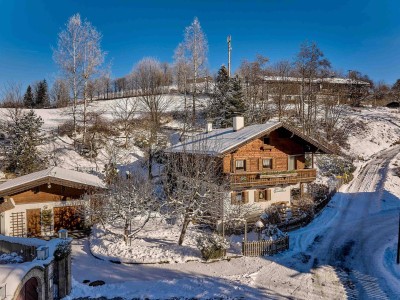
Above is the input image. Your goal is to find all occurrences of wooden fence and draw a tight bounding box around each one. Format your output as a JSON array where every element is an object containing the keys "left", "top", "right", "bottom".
[{"left": 242, "top": 235, "right": 289, "bottom": 256}]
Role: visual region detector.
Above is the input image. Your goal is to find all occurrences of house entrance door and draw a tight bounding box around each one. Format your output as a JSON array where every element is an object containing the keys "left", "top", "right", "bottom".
[{"left": 26, "top": 209, "right": 41, "bottom": 237}]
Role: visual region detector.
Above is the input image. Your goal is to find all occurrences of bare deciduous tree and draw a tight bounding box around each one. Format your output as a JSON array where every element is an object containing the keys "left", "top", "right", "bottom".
[
  {"left": 130, "top": 57, "right": 170, "bottom": 179},
  {"left": 51, "top": 78, "right": 70, "bottom": 108},
  {"left": 98, "top": 172, "right": 159, "bottom": 244},
  {"left": 294, "top": 41, "right": 331, "bottom": 134},
  {"left": 110, "top": 97, "right": 138, "bottom": 148},
  {"left": 164, "top": 147, "right": 226, "bottom": 245}
]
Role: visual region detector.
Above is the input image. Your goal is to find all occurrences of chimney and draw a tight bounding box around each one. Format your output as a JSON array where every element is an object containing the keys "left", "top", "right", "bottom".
[
  {"left": 233, "top": 116, "right": 244, "bottom": 131},
  {"left": 206, "top": 121, "right": 213, "bottom": 133}
]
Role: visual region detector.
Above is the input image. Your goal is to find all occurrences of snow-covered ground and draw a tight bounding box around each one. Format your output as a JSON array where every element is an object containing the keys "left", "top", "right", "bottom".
[
  {"left": 90, "top": 221, "right": 204, "bottom": 264},
  {"left": 65, "top": 144, "right": 400, "bottom": 299},
  {"left": 344, "top": 106, "right": 400, "bottom": 159}
]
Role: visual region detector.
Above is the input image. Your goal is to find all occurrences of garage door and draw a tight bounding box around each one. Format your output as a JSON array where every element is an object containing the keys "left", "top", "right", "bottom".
[{"left": 53, "top": 206, "right": 84, "bottom": 233}]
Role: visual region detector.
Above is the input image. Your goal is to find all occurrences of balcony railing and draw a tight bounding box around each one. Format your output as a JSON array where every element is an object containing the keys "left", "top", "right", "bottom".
[{"left": 230, "top": 169, "right": 317, "bottom": 187}]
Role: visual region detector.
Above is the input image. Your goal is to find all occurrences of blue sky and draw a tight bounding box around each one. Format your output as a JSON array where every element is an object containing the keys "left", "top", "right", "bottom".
[{"left": 1, "top": 0, "right": 400, "bottom": 88}]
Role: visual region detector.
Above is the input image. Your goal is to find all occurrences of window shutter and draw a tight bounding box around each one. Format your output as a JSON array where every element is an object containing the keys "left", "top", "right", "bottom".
[
  {"left": 254, "top": 190, "right": 259, "bottom": 202},
  {"left": 245, "top": 159, "right": 250, "bottom": 171},
  {"left": 231, "top": 192, "right": 237, "bottom": 205},
  {"left": 243, "top": 191, "right": 249, "bottom": 203},
  {"left": 258, "top": 158, "right": 263, "bottom": 171},
  {"left": 266, "top": 189, "right": 272, "bottom": 201},
  {"left": 272, "top": 158, "right": 276, "bottom": 170},
  {"left": 231, "top": 158, "right": 235, "bottom": 173}
]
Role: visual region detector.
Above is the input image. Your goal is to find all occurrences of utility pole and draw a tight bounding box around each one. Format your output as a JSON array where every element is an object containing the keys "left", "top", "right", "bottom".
[{"left": 227, "top": 35, "right": 232, "bottom": 77}]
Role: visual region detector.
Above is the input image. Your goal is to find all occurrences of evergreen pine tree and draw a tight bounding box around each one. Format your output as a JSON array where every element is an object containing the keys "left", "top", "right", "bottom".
[
  {"left": 209, "top": 65, "right": 230, "bottom": 127},
  {"left": 35, "top": 80, "right": 50, "bottom": 108},
  {"left": 6, "top": 110, "right": 46, "bottom": 175},
  {"left": 225, "top": 75, "right": 246, "bottom": 125},
  {"left": 208, "top": 66, "right": 246, "bottom": 128},
  {"left": 23, "top": 85, "right": 34, "bottom": 108}
]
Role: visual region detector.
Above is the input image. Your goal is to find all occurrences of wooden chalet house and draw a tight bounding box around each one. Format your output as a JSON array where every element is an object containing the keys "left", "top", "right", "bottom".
[
  {"left": 0, "top": 167, "right": 105, "bottom": 237},
  {"left": 166, "top": 116, "right": 333, "bottom": 215}
]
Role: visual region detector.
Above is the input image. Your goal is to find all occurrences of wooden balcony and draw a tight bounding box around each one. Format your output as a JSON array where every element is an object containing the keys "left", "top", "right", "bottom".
[{"left": 230, "top": 169, "right": 317, "bottom": 188}]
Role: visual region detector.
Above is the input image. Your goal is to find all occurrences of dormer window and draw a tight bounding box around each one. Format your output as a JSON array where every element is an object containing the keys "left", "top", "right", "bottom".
[{"left": 263, "top": 137, "right": 270, "bottom": 145}]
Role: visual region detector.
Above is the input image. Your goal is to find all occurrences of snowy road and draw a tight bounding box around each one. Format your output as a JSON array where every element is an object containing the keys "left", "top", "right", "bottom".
[
  {"left": 289, "top": 145, "right": 400, "bottom": 299},
  {"left": 68, "top": 145, "right": 400, "bottom": 299}
]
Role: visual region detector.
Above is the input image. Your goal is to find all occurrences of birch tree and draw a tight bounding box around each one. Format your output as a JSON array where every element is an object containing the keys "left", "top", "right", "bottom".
[
  {"left": 53, "top": 13, "right": 105, "bottom": 142},
  {"left": 54, "top": 14, "right": 84, "bottom": 135},
  {"left": 175, "top": 17, "right": 208, "bottom": 126}
]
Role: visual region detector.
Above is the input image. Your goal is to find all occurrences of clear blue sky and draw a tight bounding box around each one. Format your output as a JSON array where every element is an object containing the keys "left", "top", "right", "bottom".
[{"left": 1, "top": 0, "right": 400, "bottom": 89}]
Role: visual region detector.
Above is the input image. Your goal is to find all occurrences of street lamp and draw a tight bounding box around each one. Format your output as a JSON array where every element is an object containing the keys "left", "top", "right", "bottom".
[{"left": 255, "top": 220, "right": 264, "bottom": 241}]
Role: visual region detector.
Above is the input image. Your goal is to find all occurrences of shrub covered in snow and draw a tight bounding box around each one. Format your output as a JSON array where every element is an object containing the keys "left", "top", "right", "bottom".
[
  {"left": 196, "top": 233, "right": 229, "bottom": 260},
  {"left": 0, "top": 252, "right": 24, "bottom": 264},
  {"left": 54, "top": 240, "right": 71, "bottom": 261},
  {"left": 262, "top": 225, "right": 287, "bottom": 241},
  {"left": 317, "top": 155, "right": 355, "bottom": 178}
]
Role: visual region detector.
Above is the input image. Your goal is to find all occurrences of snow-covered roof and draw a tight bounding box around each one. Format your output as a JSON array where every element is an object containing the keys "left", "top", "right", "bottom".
[
  {"left": 166, "top": 121, "right": 333, "bottom": 156},
  {"left": 0, "top": 167, "right": 105, "bottom": 196},
  {"left": 263, "top": 76, "right": 371, "bottom": 86}
]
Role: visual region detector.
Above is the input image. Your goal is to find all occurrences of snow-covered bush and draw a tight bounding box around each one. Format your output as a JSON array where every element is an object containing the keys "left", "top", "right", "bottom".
[
  {"left": 0, "top": 252, "right": 24, "bottom": 264},
  {"left": 262, "top": 225, "right": 287, "bottom": 241},
  {"left": 260, "top": 206, "right": 282, "bottom": 224},
  {"left": 317, "top": 155, "right": 355, "bottom": 178},
  {"left": 196, "top": 233, "right": 229, "bottom": 260},
  {"left": 54, "top": 240, "right": 71, "bottom": 261},
  {"left": 308, "top": 183, "right": 330, "bottom": 202}
]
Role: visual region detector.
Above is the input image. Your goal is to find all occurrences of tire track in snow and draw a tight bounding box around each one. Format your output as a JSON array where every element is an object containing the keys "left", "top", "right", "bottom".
[{"left": 308, "top": 145, "right": 400, "bottom": 299}]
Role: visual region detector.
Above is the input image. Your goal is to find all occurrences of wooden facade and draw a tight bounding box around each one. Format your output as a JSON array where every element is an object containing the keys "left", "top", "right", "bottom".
[
  {"left": 222, "top": 127, "right": 317, "bottom": 190},
  {"left": 0, "top": 168, "right": 104, "bottom": 237}
]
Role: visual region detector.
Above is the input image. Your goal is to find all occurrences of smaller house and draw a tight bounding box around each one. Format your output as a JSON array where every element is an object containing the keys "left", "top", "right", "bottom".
[{"left": 0, "top": 167, "right": 105, "bottom": 237}]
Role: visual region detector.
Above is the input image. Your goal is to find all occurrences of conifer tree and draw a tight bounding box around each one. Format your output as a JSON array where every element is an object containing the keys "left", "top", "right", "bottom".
[
  {"left": 209, "top": 66, "right": 246, "bottom": 127},
  {"left": 35, "top": 80, "right": 50, "bottom": 108},
  {"left": 225, "top": 75, "right": 246, "bottom": 125},
  {"left": 23, "top": 85, "right": 34, "bottom": 108},
  {"left": 6, "top": 110, "right": 46, "bottom": 175}
]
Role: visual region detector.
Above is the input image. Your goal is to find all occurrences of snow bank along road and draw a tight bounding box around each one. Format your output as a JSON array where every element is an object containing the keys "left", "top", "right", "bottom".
[
  {"left": 69, "top": 145, "right": 400, "bottom": 299},
  {"left": 289, "top": 145, "right": 400, "bottom": 299}
]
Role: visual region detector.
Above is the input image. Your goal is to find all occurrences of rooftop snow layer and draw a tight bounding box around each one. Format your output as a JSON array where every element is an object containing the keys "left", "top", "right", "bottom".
[
  {"left": 0, "top": 167, "right": 105, "bottom": 195},
  {"left": 166, "top": 121, "right": 334, "bottom": 155},
  {"left": 263, "top": 76, "right": 371, "bottom": 85},
  {"left": 166, "top": 121, "right": 282, "bottom": 155}
]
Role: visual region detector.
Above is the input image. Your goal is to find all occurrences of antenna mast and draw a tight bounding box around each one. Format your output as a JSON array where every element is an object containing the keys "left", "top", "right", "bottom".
[{"left": 227, "top": 35, "right": 232, "bottom": 77}]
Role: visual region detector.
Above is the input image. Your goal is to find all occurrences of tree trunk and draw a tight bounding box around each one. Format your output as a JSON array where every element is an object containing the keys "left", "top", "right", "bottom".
[{"left": 178, "top": 216, "right": 191, "bottom": 246}]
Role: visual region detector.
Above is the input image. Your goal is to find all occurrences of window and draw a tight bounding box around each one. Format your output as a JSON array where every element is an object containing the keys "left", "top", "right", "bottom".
[
  {"left": 262, "top": 158, "right": 272, "bottom": 169},
  {"left": 258, "top": 191, "right": 265, "bottom": 200},
  {"left": 263, "top": 137, "right": 270, "bottom": 145},
  {"left": 235, "top": 160, "right": 245, "bottom": 170},
  {"left": 236, "top": 193, "right": 243, "bottom": 202}
]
